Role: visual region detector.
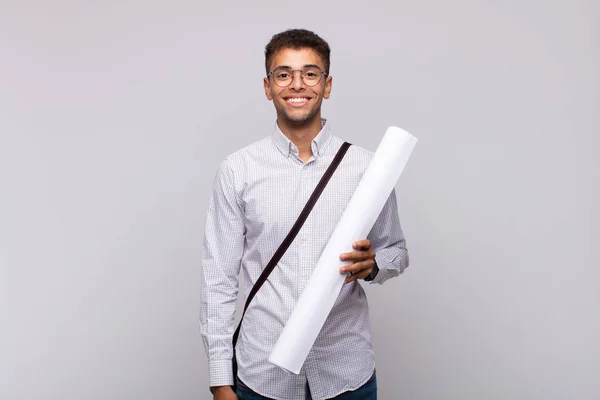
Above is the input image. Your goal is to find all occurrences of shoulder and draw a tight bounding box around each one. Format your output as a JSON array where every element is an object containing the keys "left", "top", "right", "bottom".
[
  {"left": 223, "top": 136, "right": 272, "bottom": 165},
  {"left": 331, "top": 136, "right": 375, "bottom": 165},
  {"left": 214, "top": 135, "right": 272, "bottom": 172},
  {"left": 348, "top": 142, "right": 375, "bottom": 158},
  {"left": 213, "top": 135, "right": 273, "bottom": 188}
]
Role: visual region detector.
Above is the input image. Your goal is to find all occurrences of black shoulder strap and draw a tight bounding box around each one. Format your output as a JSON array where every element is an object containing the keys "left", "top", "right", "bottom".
[{"left": 232, "top": 141, "right": 352, "bottom": 346}]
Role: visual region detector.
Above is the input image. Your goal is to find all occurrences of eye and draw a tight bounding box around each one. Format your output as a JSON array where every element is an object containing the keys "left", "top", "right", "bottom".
[{"left": 276, "top": 72, "right": 290, "bottom": 79}]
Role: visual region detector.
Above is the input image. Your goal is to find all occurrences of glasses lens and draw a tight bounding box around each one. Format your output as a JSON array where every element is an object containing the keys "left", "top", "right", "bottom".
[
  {"left": 274, "top": 68, "right": 292, "bottom": 87},
  {"left": 302, "top": 67, "right": 322, "bottom": 86},
  {"left": 272, "top": 67, "right": 323, "bottom": 87}
]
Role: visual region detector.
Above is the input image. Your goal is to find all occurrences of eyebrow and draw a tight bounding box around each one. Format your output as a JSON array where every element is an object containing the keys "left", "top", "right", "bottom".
[{"left": 274, "top": 64, "right": 321, "bottom": 70}]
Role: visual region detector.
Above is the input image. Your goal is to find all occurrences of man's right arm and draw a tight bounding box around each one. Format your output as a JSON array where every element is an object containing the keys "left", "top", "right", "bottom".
[
  {"left": 200, "top": 158, "right": 245, "bottom": 391},
  {"left": 211, "top": 386, "right": 237, "bottom": 399}
]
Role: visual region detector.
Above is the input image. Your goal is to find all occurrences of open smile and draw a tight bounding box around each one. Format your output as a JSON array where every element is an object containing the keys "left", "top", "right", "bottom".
[{"left": 284, "top": 97, "right": 312, "bottom": 107}]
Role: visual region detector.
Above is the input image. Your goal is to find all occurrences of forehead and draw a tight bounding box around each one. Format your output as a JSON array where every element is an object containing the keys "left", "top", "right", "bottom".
[{"left": 269, "top": 47, "right": 324, "bottom": 70}]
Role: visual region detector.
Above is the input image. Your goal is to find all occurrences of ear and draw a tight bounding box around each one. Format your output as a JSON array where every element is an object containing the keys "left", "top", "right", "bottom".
[
  {"left": 323, "top": 75, "right": 332, "bottom": 99},
  {"left": 264, "top": 77, "right": 273, "bottom": 100}
]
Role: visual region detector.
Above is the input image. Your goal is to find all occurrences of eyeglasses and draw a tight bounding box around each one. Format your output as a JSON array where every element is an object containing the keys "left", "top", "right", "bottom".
[{"left": 267, "top": 66, "right": 328, "bottom": 87}]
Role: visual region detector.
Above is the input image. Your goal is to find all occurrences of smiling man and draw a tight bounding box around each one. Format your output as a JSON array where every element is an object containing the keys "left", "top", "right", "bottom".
[{"left": 200, "top": 29, "right": 409, "bottom": 400}]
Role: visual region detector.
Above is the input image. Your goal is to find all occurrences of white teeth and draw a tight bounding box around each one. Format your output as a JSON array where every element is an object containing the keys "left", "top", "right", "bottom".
[{"left": 287, "top": 98, "right": 308, "bottom": 103}]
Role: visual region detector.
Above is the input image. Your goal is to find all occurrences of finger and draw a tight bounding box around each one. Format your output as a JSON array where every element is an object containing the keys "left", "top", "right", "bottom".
[
  {"left": 339, "top": 250, "right": 376, "bottom": 262},
  {"left": 344, "top": 265, "right": 373, "bottom": 284},
  {"left": 350, "top": 259, "right": 376, "bottom": 275},
  {"left": 339, "top": 258, "right": 375, "bottom": 274},
  {"left": 352, "top": 239, "right": 371, "bottom": 250},
  {"left": 341, "top": 259, "right": 375, "bottom": 275}
]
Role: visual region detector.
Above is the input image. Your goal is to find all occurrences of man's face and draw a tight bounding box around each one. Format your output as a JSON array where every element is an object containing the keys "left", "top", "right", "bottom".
[{"left": 263, "top": 47, "right": 332, "bottom": 126}]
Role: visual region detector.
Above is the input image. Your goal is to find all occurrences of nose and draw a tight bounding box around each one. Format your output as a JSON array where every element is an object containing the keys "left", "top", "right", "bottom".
[{"left": 289, "top": 70, "right": 305, "bottom": 91}]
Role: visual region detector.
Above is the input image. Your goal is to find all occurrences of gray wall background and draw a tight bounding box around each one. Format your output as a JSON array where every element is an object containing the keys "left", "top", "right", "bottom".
[{"left": 1, "top": 1, "right": 598, "bottom": 399}]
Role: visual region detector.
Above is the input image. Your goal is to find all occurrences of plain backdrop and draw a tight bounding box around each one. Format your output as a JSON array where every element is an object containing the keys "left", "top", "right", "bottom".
[{"left": 1, "top": 1, "right": 598, "bottom": 399}]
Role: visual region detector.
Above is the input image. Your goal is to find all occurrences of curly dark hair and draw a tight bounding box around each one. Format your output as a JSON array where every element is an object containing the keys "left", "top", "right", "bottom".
[{"left": 264, "top": 28, "right": 331, "bottom": 76}]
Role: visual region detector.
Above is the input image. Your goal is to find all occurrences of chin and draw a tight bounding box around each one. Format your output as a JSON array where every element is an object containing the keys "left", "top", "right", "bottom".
[
  {"left": 287, "top": 115, "right": 311, "bottom": 124},
  {"left": 281, "top": 109, "right": 319, "bottom": 125}
]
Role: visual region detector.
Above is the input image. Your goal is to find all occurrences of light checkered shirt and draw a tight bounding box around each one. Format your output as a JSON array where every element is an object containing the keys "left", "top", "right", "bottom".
[{"left": 200, "top": 119, "right": 409, "bottom": 399}]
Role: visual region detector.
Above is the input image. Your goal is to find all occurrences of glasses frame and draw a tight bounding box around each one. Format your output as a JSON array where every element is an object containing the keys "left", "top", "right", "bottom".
[{"left": 266, "top": 66, "right": 328, "bottom": 87}]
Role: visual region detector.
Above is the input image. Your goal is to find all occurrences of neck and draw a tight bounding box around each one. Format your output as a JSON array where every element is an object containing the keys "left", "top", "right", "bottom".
[{"left": 277, "top": 115, "right": 323, "bottom": 162}]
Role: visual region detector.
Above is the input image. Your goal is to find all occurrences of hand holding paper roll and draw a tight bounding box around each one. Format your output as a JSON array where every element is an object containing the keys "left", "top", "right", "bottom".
[
  {"left": 268, "top": 126, "right": 418, "bottom": 374},
  {"left": 339, "top": 238, "right": 377, "bottom": 284}
]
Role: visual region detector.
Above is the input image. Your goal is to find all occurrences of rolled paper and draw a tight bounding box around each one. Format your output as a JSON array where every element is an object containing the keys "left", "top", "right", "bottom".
[{"left": 268, "top": 126, "right": 418, "bottom": 374}]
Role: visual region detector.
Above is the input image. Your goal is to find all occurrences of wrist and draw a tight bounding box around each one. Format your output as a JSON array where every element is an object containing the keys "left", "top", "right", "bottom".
[{"left": 364, "top": 260, "right": 379, "bottom": 281}]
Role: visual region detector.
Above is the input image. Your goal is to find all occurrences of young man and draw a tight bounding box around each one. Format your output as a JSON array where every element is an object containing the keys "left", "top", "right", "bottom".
[{"left": 200, "top": 29, "right": 409, "bottom": 400}]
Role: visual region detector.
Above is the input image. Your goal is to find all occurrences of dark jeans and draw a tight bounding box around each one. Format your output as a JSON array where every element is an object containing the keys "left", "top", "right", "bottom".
[{"left": 236, "top": 370, "right": 377, "bottom": 400}]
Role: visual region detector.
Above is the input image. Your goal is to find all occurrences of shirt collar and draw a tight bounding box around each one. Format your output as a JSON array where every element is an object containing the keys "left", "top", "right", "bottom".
[{"left": 271, "top": 118, "right": 333, "bottom": 158}]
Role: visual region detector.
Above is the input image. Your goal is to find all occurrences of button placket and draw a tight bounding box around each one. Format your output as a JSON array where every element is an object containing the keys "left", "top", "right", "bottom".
[{"left": 299, "top": 164, "right": 311, "bottom": 281}]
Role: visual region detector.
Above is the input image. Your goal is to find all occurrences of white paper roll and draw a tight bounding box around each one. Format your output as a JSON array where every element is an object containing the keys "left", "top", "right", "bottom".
[{"left": 268, "top": 126, "right": 418, "bottom": 374}]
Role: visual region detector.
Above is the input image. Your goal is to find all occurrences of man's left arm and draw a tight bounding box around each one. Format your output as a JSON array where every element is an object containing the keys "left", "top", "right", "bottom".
[{"left": 340, "top": 188, "right": 409, "bottom": 284}]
